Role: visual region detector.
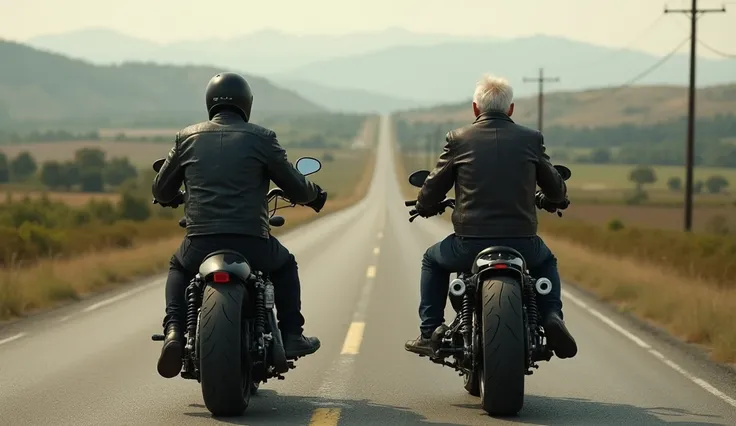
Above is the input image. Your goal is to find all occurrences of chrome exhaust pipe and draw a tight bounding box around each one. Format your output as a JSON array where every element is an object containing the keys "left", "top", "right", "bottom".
[
  {"left": 535, "top": 277, "right": 552, "bottom": 295},
  {"left": 449, "top": 278, "right": 466, "bottom": 297}
]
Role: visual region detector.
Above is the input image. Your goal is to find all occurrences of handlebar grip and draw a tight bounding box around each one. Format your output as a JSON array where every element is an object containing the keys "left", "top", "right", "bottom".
[
  {"left": 409, "top": 208, "right": 417, "bottom": 216},
  {"left": 405, "top": 200, "right": 417, "bottom": 206}
]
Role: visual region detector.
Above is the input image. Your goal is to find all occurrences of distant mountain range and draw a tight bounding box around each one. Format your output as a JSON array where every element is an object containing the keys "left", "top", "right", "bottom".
[
  {"left": 0, "top": 39, "right": 323, "bottom": 129},
  {"left": 25, "top": 29, "right": 736, "bottom": 112}
]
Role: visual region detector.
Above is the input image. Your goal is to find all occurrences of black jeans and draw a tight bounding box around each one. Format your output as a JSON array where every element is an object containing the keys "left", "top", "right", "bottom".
[
  {"left": 419, "top": 234, "right": 563, "bottom": 338},
  {"left": 163, "top": 234, "right": 305, "bottom": 335}
]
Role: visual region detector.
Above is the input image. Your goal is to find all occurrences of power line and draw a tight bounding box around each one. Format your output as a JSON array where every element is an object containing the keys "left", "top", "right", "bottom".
[
  {"left": 581, "top": 36, "right": 689, "bottom": 104},
  {"left": 555, "top": 14, "right": 668, "bottom": 73},
  {"left": 698, "top": 38, "right": 736, "bottom": 57},
  {"left": 664, "top": 0, "right": 727, "bottom": 233},
  {"left": 523, "top": 68, "right": 559, "bottom": 132}
]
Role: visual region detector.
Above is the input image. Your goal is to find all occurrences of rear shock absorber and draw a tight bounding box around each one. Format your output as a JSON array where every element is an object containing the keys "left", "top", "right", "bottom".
[
  {"left": 460, "top": 293, "right": 473, "bottom": 350},
  {"left": 254, "top": 284, "right": 266, "bottom": 335},
  {"left": 185, "top": 279, "right": 200, "bottom": 349},
  {"left": 524, "top": 278, "right": 539, "bottom": 330}
]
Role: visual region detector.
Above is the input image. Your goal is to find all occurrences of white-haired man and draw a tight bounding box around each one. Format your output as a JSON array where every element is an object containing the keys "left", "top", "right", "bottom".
[{"left": 405, "top": 74, "right": 577, "bottom": 360}]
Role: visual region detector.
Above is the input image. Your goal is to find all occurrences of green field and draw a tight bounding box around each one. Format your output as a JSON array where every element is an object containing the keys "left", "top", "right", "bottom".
[{"left": 563, "top": 163, "right": 736, "bottom": 190}]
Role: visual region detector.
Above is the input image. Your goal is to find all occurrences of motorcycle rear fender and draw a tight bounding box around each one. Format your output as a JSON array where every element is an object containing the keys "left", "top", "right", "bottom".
[
  {"left": 471, "top": 246, "right": 526, "bottom": 280},
  {"left": 198, "top": 250, "right": 252, "bottom": 283}
]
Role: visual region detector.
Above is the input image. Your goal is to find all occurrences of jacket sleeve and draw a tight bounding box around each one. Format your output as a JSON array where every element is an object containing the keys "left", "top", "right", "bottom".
[
  {"left": 534, "top": 132, "right": 567, "bottom": 203},
  {"left": 417, "top": 132, "right": 455, "bottom": 208},
  {"left": 261, "top": 133, "right": 321, "bottom": 204},
  {"left": 152, "top": 133, "right": 185, "bottom": 203}
]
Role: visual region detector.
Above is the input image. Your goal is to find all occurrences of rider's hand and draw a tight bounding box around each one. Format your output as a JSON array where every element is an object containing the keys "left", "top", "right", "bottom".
[
  {"left": 536, "top": 192, "right": 569, "bottom": 212},
  {"left": 306, "top": 188, "right": 327, "bottom": 213},
  {"left": 535, "top": 193, "right": 557, "bottom": 213},
  {"left": 414, "top": 202, "right": 439, "bottom": 218},
  {"left": 159, "top": 191, "right": 185, "bottom": 208}
]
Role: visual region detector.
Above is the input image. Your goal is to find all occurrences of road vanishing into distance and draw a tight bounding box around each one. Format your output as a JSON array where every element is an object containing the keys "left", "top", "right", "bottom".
[{"left": 1, "top": 116, "right": 736, "bottom": 426}]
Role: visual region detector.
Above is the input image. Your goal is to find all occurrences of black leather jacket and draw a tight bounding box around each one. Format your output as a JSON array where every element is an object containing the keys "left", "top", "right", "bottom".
[
  {"left": 152, "top": 111, "right": 322, "bottom": 238},
  {"left": 416, "top": 112, "right": 566, "bottom": 238}
]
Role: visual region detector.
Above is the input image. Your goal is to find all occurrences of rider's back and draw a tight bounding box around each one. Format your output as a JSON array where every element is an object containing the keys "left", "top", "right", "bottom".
[
  {"left": 444, "top": 112, "right": 564, "bottom": 238},
  {"left": 175, "top": 111, "right": 285, "bottom": 239}
]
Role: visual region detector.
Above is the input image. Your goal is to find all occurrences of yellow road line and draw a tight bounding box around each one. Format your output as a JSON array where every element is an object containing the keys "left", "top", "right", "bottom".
[
  {"left": 309, "top": 407, "right": 342, "bottom": 425},
  {"left": 340, "top": 322, "right": 366, "bottom": 355},
  {"left": 366, "top": 265, "right": 376, "bottom": 278},
  {"left": 373, "top": 247, "right": 380, "bottom": 255}
]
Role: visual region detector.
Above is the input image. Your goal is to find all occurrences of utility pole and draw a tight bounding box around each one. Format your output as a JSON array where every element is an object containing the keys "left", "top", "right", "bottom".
[
  {"left": 523, "top": 68, "right": 559, "bottom": 133},
  {"left": 665, "top": 0, "right": 726, "bottom": 232}
]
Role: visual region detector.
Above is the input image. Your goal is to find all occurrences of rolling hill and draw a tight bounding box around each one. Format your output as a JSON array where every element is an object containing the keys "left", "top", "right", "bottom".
[
  {"left": 0, "top": 39, "right": 325, "bottom": 130},
  {"left": 395, "top": 83, "right": 736, "bottom": 128},
  {"left": 276, "top": 35, "right": 736, "bottom": 104},
  {"left": 26, "top": 27, "right": 496, "bottom": 75}
]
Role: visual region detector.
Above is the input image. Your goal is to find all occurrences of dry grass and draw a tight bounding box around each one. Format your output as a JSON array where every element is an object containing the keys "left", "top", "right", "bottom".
[
  {"left": 0, "top": 122, "right": 379, "bottom": 322},
  {"left": 560, "top": 203, "right": 736, "bottom": 233},
  {"left": 393, "top": 136, "right": 736, "bottom": 363},
  {"left": 0, "top": 191, "right": 121, "bottom": 207},
  {"left": 397, "top": 84, "right": 736, "bottom": 128},
  {"left": 543, "top": 234, "right": 736, "bottom": 363}
]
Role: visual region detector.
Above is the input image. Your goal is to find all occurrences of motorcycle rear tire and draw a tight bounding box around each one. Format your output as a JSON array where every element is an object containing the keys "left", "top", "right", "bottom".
[
  {"left": 479, "top": 276, "right": 525, "bottom": 416},
  {"left": 199, "top": 282, "right": 253, "bottom": 416}
]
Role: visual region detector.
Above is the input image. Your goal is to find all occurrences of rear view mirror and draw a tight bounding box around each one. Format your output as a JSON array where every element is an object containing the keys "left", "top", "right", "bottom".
[
  {"left": 408, "top": 170, "right": 430, "bottom": 188},
  {"left": 295, "top": 157, "right": 322, "bottom": 176},
  {"left": 554, "top": 165, "right": 572, "bottom": 181},
  {"left": 152, "top": 158, "right": 166, "bottom": 172}
]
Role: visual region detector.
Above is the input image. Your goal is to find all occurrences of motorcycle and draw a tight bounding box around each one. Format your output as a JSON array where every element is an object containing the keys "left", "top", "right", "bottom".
[
  {"left": 150, "top": 156, "right": 323, "bottom": 417},
  {"left": 403, "top": 164, "right": 572, "bottom": 416}
]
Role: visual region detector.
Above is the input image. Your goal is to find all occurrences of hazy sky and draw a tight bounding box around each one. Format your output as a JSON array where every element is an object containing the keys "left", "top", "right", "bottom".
[{"left": 2, "top": 0, "right": 735, "bottom": 59}]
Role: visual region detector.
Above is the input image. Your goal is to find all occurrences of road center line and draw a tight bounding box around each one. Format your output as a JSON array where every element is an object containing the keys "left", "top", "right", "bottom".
[
  {"left": 366, "top": 265, "right": 376, "bottom": 278},
  {"left": 373, "top": 247, "right": 380, "bottom": 255},
  {"left": 562, "top": 289, "right": 736, "bottom": 409},
  {"left": 340, "top": 322, "right": 366, "bottom": 355},
  {"left": 309, "top": 407, "right": 341, "bottom": 426},
  {"left": 0, "top": 332, "right": 26, "bottom": 347}
]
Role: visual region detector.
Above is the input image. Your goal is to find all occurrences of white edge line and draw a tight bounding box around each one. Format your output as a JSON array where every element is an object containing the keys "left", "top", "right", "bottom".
[
  {"left": 562, "top": 289, "right": 736, "bottom": 408},
  {"left": 82, "top": 279, "right": 162, "bottom": 313},
  {"left": 0, "top": 332, "right": 26, "bottom": 346}
]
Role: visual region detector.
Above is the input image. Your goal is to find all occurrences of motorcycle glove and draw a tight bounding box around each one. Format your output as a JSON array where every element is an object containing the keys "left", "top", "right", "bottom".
[
  {"left": 159, "top": 191, "right": 185, "bottom": 208},
  {"left": 306, "top": 189, "right": 328, "bottom": 213}
]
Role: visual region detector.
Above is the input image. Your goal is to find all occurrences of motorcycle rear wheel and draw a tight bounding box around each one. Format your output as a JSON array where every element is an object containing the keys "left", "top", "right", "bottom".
[
  {"left": 479, "top": 276, "right": 525, "bottom": 416},
  {"left": 199, "top": 282, "right": 253, "bottom": 416}
]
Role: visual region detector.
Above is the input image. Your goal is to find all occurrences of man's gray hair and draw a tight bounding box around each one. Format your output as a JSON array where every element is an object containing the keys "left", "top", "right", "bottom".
[{"left": 473, "top": 74, "right": 514, "bottom": 114}]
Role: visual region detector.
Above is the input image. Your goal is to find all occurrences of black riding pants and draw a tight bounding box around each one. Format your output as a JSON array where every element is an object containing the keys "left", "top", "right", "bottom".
[{"left": 163, "top": 234, "right": 304, "bottom": 335}]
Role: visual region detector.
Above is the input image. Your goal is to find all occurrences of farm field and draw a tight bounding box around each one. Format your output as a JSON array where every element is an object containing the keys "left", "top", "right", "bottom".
[
  {"left": 0, "top": 141, "right": 368, "bottom": 171},
  {"left": 559, "top": 203, "right": 735, "bottom": 232},
  {"left": 0, "top": 191, "right": 121, "bottom": 207}
]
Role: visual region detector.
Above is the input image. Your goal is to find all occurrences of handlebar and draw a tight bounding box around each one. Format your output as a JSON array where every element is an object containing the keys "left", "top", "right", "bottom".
[
  {"left": 404, "top": 198, "right": 455, "bottom": 222},
  {"left": 404, "top": 193, "right": 568, "bottom": 223}
]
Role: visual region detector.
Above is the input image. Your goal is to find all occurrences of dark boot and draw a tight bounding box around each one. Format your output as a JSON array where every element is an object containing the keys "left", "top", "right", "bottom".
[
  {"left": 543, "top": 312, "right": 578, "bottom": 359},
  {"left": 283, "top": 333, "right": 321, "bottom": 358},
  {"left": 157, "top": 324, "right": 183, "bottom": 378},
  {"left": 404, "top": 335, "right": 435, "bottom": 357}
]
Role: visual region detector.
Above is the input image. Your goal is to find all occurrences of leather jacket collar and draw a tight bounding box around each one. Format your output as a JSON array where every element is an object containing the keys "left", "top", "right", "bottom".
[{"left": 473, "top": 111, "right": 514, "bottom": 124}]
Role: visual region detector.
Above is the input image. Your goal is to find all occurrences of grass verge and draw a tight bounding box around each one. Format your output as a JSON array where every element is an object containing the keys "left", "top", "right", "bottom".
[
  {"left": 394, "top": 142, "right": 736, "bottom": 364},
  {"left": 0, "top": 127, "right": 377, "bottom": 322}
]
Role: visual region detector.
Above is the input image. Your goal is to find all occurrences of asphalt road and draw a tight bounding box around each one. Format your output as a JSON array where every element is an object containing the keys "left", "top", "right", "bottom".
[{"left": 1, "top": 115, "right": 736, "bottom": 426}]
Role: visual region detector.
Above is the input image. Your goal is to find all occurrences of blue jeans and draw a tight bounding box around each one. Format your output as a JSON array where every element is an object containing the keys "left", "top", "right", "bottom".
[{"left": 419, "top": 234, "right": 563, "bottom": 337}]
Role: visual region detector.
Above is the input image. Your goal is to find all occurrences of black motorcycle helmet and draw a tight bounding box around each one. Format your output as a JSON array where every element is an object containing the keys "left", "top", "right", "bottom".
[{"left": 205, "top": 72, "right": 254, "bottom": 121}]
